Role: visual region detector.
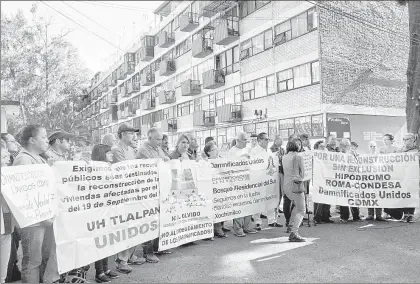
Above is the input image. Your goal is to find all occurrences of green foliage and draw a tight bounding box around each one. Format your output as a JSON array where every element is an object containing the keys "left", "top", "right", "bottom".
[{"left": 1, "top": 5, "right": 91, "bottom": 135}]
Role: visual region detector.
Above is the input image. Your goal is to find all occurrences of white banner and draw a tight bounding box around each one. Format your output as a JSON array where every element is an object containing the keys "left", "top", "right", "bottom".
[
  {"left": 197, "top": 156, "right": 280, "bottom": 223},
  {"left": 52, "top": 160, "right": 160, "bottom": 274},
  {"left": 299, "top": 151, "right": 313, "bottom": 181},
  {"left": 312, "top": 151, "right": 419, "bottom": 208},
  {"left": 158, "top": 160, "right": 213, "bottom": 250},
  {"left": 1, "top": 164, "right": 56, "bottom": 228}
]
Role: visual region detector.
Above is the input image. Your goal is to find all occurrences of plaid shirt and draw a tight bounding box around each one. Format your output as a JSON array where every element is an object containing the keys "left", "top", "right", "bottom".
[{"left": 136, "top": 142, "right": 165, "bottom": 160}]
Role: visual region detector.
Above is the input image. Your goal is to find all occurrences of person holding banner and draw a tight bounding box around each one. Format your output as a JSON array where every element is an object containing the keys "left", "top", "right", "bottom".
[
  {"left": 112, "top": 123, "right": 145, "bottom": 274},
  {"left": 339, "top": 139, "right": 362, "bottom": 223},
  {"left": 1, "top": 138, "right": 14, "bottom": 283},
  {"left": 379, "top": 134, "right": 399, "bottom": 154},
  {"left": 12, "top": 125, "right": 54, "bottom": 283},
  {"left": 271, "top": 135, "right": 286, "bottom": 216},
  {"left": 228, "top": 132, "right": 257, "bottom": 237},
  {"left": 91, "top": 144, "right": 120, "bottom": 283},
  {"left": 46, "top": 131, "right": 76, "bottom": 162},
  {"left": 282, "top": 139, "right": 306, "bottom": 242},
  {"left": 203, "top": 142, "right": 228, "bottom": 239},
  {"left": 138, "top": 128, "right": 170, "bottom": 259},
  {"left": 251, "top": 133, "right": 282, "bottom": 229}
]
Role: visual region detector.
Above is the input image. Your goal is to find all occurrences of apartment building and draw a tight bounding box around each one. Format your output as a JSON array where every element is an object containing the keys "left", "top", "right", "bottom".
[{"left": 76, "top": 0, "right": 409, "bottom": 154}]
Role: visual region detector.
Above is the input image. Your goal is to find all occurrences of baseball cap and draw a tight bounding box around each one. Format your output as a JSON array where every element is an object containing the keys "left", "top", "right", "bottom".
[
  {"left": 118, "top": 123, "right": 139, "bottom": 134},
  {"left": 48, "top": 131, "right": 76, "bottom": 141}
]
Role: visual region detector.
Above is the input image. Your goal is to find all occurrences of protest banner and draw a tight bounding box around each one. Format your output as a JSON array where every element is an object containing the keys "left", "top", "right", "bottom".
[
  {"left": 299, "top": 151, "right": 313, "bottom": 181},
  {"left": 312, "top": 151, "right": 419, "bottom": 208},
  {"left": 52, "top": 160, "right": 160, "bottom": 274},
  {"left": 197, "top": 156, "right": 279, "bottom": 223},
  {"left": 1, "top": 164, "right": 55, "bottom": 228},
  {"left": 158, "top": 160, "right": 213, "bottom": 250}
]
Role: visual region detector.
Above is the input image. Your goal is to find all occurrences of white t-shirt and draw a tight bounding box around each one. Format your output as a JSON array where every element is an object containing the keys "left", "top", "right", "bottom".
[{"left": 228, "top": 146, "right": 250, "bottom": 159}]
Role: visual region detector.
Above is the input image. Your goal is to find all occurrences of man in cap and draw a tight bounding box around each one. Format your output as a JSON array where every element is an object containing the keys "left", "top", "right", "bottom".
[
  {"left": 112, "top": 124, "right": 138, "bottom": 163},
  {"left": 111, "top": 124, "right": 145, "bottom": 273},
  {"left": 46, "top": 131, "right": 76, "bottom": 162}
]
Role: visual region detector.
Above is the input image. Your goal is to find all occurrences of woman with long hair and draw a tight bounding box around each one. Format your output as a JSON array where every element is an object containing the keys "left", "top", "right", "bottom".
[
  {"left": 90, "top": 144, "right": 119, "bottom": 283},
  {"left": 203, "top": 142, "right": 227, "bottom": 239},
  {"left": 170, "top": 135, "right": 191, "bottom": 161},
  {"left": 282, "top": 140, "right": 306, "bottom": 242}
]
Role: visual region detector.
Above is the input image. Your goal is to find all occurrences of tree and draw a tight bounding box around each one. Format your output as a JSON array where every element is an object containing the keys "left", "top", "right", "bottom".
[
  {"left": 398, "top": 0, "right": 420, "bottom": 145},
  {"left": 1, "top": 5, "right": 91, "bottom": 134}
]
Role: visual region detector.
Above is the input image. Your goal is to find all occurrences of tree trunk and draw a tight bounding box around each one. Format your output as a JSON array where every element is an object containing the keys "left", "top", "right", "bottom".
[{"left": 406, "top": 0, "right": 420, "bottom": 146}]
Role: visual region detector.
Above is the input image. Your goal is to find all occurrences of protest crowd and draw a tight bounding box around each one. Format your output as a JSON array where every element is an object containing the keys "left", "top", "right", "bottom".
[{"left": 0, "top": 123, "right": 419, "bottom": 284}]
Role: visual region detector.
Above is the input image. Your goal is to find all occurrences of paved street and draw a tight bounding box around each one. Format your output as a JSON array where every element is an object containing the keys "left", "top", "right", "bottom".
[{"left": 100, "top": 210, "right": 420, "bottom": 283}]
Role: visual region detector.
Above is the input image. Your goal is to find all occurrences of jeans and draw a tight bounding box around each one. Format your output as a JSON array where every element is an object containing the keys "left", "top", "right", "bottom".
[
  {"left": 214, "top": 222, "right": 224, "bottom": 236},
  {"left": 314, "top": 203, "right": 331, "bottom": 221},
  {"left": 286, "top": 192, "right": 305, "bottom": 234},
  {"left": 94, "top": 258, "right": 109, "bottom": 275},
  {"left": 283, "top": 195, "right": 295, "bottom": 226},
  {"left": 233, "top": 216, "right": 253, "bottom": 233},
  {"left": 340, "top": 206, "right": 360, "bottom": 221},
  {"left": 142, "top": 239, "right": 156, "bottom": 255},
  {"left": 1, "top": 234, "right": 11, "bottom": 283},
  {"left": 367, "top": 208, "right": 383, "bottom": 218},
  {"left": 20, "top": 225, "right": 54, "bottom": 283}
]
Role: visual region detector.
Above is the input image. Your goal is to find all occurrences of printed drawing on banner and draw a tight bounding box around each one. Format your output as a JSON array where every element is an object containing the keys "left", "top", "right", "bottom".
[
  {"left": 161, "top": 161, "right": 207, "bottom": 213},
  {"left": 266, "top": 156, "right": 276, "bottom": 176}
]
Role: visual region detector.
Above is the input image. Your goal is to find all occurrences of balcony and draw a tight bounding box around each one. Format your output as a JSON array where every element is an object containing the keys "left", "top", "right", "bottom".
[
  {"left": 216, "top": 104, "right": 242, "bottom": 123},
  {"left": 202, "top": 69, "right": 225, "bottom": 89},
  {"left": 141, "top": 72, "right": 155, "bottom": 86},
  {"left": 161, "top": 118, "right": 177, "bottom": 132},
  {"left": 193, "top": 110, "right": 216, "bottom": 127},
  {"left": 142, "top": 98, "right": 156, "bottom": 110},
  {"left": 117, "top": 65, "right": 127, "bottom": 80},
  {"left": 192, "top": 36, "right": 213, "bottom": 58},
  {"left": 159, "top": 59, "right": 176, "bottom": 76},
  {"left": 200, "top": 1, "right": 237, "bottom": 18},
  {"left": 180, "top": 12, "right": 199, "bottom": 32},
  {"left": 127, "top": 81, "right": 140, "bottom": 94},
  {"left": 214, "top": 18, "right": 239, "bottom": 45},
  {"left": 100, "top": 100, "right": 108, "bottom": 111},
  {"left": 127, "top": 61, "right": 136, "bottom": 75},
  {"left": 158, "top": 90, "right": 176, "bottom": 104},
  {"left": 120, "top": 86, "right": 130, "bottom": 98},
  {"left": 181, "top": 79, "right": 201, "bottom": 96},
  {"left": 110, "top": 71, "right": 118, "bottom": 87},
  {"left": 158, "top": 31, "right": 175, "bottom": 48},
  {"left": 127, "top": 104, "right": 136, "bottom": 117},
  {"left": 111, "top": 105, "right": 118, "bottom": 122},
  {"left": 140, "top": 46, "right": 154, "bottom": 62}
]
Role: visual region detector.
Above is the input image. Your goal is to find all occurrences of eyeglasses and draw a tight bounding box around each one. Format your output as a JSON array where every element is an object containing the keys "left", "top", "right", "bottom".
[{"left": 403, "top": 138, "right": 413, "bottom": 142}]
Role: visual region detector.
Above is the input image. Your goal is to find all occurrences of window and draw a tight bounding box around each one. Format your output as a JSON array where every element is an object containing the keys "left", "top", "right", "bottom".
[
  {"left": 277, "top": 69, "right": 293, "bottom": 92},
  {"left": 264, "top": 29, "right": 273, "bottom": 49},
  {"left": 177, "top": 101, "right": 193, "bottom": 117},
  {"left": 268, "top": 120, "right": 277, "bottom": 137},
  {"left": 267, "top": 74, "right": 276, "bottom": 95},
  {"left": 173, "top": 16, "right": 179, "bottom": 31},
  {"left": 217, "top": 128, "right": 227, "bottom": 146},
  {"left": 194, "top": 98, "right": 202, "bottom": 111},
  {"left": 216, "top": 46, "right": 239, "bottom": 75},
  {"left": 152, "top": 110, "right": 163, "bottom": 123},
  {"left": 274, "top": 20, "right": 291, "bottom": 46},
  {"left": 240, "top": 0, "right": 270, "bottom": 18},
  {"left": 312, "top": 114, "right": 323, "bottom": 137},
  {"left": 279, "top": 118, "right": 294, "bottom": 138},
  {"left": 240, "top": 29, "right": 272, "bottom": 60},
  {"left": 307, "top": 8, "right": 318, "bottom": 31},
  {"left": 242, "top": 81, "right": 255, "bottom": 101},
  {"left": 294, "top": 116, "right": 311, "bottom": 135},
  {"left": 291, "top": 12, "right": 308, "bottom": 38},
  {"left": 240, "top": 39, "right": 252, "bottom": 60},
  {"left": 244, "top": 123, "right": 256, "bottom": 135},
  {"left": 216, "top": 91, "right": 225, "bottom": 108},
  {"left": 311, "top": 61, "right": 320, "bottom": 83},
  {"left": 293, "top": 63, "right": 311, "bottom": 88},
  {"left": 254, "top": 78, "right": 267, "bottom": 99},
  {"left": 175, "top": 37, "right": 192, "bottom": 58},
  {"left": 252, "top": 33, "right": 264, "bottom": 55}
]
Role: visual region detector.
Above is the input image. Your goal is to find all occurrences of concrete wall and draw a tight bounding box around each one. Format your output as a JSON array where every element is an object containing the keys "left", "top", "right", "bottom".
[{"left": 318, "top": 1, "right": 409, "bottom": 110}]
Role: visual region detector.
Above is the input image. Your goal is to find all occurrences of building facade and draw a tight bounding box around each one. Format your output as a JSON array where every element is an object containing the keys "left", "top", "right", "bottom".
[{"left": 76, "top": 0, "right": 409, "bottom": 154}]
